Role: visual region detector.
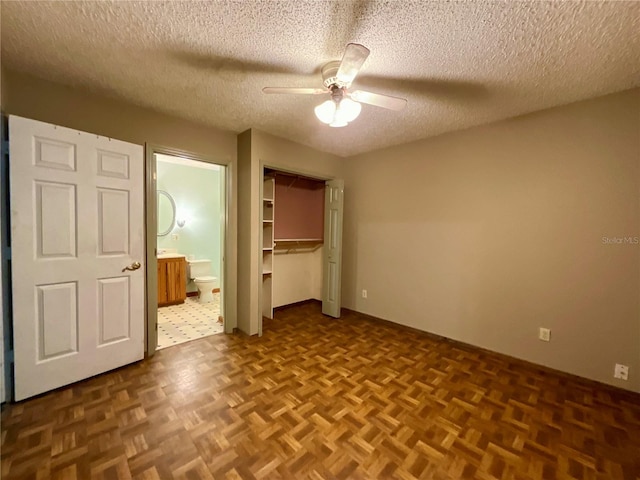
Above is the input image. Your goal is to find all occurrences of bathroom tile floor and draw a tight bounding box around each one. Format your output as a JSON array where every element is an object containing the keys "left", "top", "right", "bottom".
[{"left": 157, "top": 294, "right": 223, "bottom": 349}]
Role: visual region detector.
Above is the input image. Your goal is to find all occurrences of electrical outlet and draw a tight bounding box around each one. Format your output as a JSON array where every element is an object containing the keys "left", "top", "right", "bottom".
[
  {"left": 614, "top": 364, "right": 629, "bottom": 380},
  {"left": 361, "top": 289, "right": 367, "bottom": 299},
  {"left": 539, "top": 327, "right": 551, "bottom": 342}
]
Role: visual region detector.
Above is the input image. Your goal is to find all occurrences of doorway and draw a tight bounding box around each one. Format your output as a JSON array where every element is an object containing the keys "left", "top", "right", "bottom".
[{"left": 146, "top": 147, "right": 228, "bottom": 354}]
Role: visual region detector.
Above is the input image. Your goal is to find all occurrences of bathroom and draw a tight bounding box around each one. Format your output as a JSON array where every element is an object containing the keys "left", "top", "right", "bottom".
[{"left": 156, "top": 153, "right": 225, "bottom": 349}]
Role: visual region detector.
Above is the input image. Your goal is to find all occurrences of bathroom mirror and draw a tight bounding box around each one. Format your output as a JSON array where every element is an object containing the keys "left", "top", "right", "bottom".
[{"left": 157, "top": 190, "right": 176, "bottom": 236}]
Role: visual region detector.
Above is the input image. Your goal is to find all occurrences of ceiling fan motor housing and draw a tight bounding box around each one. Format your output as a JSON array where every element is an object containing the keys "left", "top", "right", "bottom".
[{"left": 322, "top": 61, "right": 347, "bottom": 88}]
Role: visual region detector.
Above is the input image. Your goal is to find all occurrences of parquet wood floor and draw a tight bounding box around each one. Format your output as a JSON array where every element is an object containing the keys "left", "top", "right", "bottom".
[{"left": 2, "top": 302, "right": 639, "bottom": 479}]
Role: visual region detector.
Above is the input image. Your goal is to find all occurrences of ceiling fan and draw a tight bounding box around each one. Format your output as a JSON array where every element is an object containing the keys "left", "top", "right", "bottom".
[{"left": 263, "top": 43, "right": 407, "bottom": 127}]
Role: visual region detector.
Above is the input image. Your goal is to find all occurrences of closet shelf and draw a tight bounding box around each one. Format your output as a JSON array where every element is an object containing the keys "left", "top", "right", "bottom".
[
  {"left": 262, "top": 270, "right": 272, "bottom": 275},
  {"left": 275, "top": 238, "right": 323, "bottom": 243},
  {"left": 263, "top": 198, "right": 274, "bottom": 203},
  {"left": 263, "top": 247, "right": 273, "bottom": 251},
  {"left": 274, "top": 239, "right": 323, "bottom": 252},
  {"left": 263, "top": 219, "right": 274, "bottom": 223}
]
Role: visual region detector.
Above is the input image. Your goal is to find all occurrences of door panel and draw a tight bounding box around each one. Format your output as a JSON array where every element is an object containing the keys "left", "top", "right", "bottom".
[
  {"left": 10, "top": 115, "right": 145, "bottom": 401},
  {"left": 36, "top": 182, "right": 77, "bottom": 258},
  {"left": 175, "top": 260, "right": 186, "bottom": 301},
  {"left": 97, "top": 277, "right": 130, "bottom": 345},
  {"left": 166, "top": 259, "right": 185, "bottom": 302},
  {"left": 158, "top": 261, "right": 168, "bottom": 304},
  {"left": 36, "top": 282, "right": 78, "bottom": 360},
  {"left": 97, "top": 188, "right": 130, "bottom": 255},
  {"left": 34, "top": 136, "right": 76, "bottom": 171},
  {"left": 326, "top": 262, "right": 337, "bottom": 303},
  {"left": 167, "top": 261, "right": 176, "bottom": 301},
  {"left": 322, "top": 179, "right": 344, "bottom": 318},
  {"left": 97, "top": 150, "right": 130, "bottom": 179}
]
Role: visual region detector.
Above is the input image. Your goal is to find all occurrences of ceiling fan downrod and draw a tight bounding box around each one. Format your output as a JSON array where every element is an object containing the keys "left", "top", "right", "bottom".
[{"left": 329, "top": 84, "right": 344, "bottom": 103}]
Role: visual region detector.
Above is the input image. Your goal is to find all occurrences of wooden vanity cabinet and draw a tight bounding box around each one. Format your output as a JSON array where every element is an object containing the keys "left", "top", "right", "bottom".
[{"left": 158, "top": 257, "right": 187, "bottom": 306}]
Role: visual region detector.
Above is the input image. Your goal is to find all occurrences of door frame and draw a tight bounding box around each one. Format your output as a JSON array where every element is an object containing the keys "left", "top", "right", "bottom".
[
  {"left": 145, "top": 144, "right": 231, "bottom": 355},
  {"left": 258, "top": 161, "right": 341, "bottom": 335},
  {"left": 1, "top": 115, "right": 11, "bottom": 402}
]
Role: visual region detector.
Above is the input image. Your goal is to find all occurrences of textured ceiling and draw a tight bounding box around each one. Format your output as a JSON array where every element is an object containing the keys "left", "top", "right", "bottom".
[{"left": 1, "top": 1, "right": 639, "bottom": 157}]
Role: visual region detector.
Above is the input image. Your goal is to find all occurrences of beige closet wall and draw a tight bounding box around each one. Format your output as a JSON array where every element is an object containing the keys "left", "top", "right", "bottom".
[
  {"left": 237, "top": 130, "right": 260, "bottom": 335},
  {"left": 252, "top": 129, "right": 344, "bottom": 179},
  {"left": 272, "top": 249, "right": 324, "bottom": 308},
  {"left": 342, "top": 88, "right": 640, "bottom": 392},
  {"left": 1, "top": 69, "right": 239, "bottom": 329}
]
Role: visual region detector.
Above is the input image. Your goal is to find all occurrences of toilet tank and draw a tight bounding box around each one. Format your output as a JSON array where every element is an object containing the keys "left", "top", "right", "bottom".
[{"left": 186, "top": 259, "right": 211, "bottom": 278}]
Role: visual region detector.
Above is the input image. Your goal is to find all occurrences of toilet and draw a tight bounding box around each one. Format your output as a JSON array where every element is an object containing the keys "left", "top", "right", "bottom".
[{"left": 186, "top": 259, "right": 217, "bottom": 303}]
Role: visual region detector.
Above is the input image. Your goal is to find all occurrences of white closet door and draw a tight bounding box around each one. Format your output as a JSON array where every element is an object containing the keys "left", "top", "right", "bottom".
[
  {"left": 322, "top": 179, "right": 344, "bottom": 318},
  {"left": 10, "top": 115, "right": 145, "bottom": 401}
]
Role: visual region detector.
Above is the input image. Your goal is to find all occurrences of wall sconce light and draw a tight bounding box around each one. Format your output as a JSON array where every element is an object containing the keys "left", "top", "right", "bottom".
[{"left": 176, "top": 208, "right": 192, "bottom": 228}]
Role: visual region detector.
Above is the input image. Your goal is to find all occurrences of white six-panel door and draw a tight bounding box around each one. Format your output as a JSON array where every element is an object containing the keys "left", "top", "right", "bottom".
[
  {"left": 9, "top": 116, "right": 145, "bottom": 401},
  {"left": 322, "top": 179, "right": 344, "bottom": 318}
]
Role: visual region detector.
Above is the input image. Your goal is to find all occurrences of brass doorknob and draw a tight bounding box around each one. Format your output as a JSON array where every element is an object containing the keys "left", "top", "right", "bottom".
[{"left": 122, "top": 261, "right": 141, "bottom": 272}]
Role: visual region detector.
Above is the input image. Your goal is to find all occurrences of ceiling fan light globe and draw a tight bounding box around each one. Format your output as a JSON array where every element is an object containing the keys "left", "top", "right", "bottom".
[
  {"left": 329, "top": 120, "right": 348, "bottom": 128},
  {"left": 337, "top": 98, "right": 361, "bottom": 123},
  {"left": 314, "top": 100, "right": 337, "bottom": 124}
]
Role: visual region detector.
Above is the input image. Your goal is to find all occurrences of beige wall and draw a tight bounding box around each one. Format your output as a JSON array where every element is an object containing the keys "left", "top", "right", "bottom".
[
  {"left": 2, "top": 69, "right": 239, "bottom": 331},
  {"left": 2, "top": 71, "right": 237, "bottom": 160},
  {"left": 343, "top": 88, "right": 640, "bottom": 392}
]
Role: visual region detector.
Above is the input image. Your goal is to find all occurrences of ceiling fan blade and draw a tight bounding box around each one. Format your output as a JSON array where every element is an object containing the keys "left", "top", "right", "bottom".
[
  {"left": 262, "top": 87, "right": 327, "bottom": 95},
  {"left": 336, "top": 43, "right": 370, "bottom": 86},
  {"left": 350, "top": 90, "right": 407, "bottom": 111}
]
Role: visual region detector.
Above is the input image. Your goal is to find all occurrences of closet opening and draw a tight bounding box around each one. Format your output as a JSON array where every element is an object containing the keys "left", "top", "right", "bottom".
[{"left": 260, "top": 167, "right": 343, "bottom": 334}]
